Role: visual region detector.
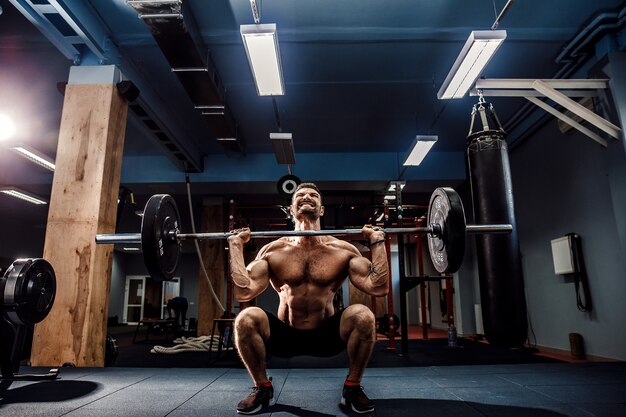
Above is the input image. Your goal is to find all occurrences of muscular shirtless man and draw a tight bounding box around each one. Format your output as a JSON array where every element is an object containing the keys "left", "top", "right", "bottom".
[{"left": 227, "top": 182, "right": 389, "bottom": 414}]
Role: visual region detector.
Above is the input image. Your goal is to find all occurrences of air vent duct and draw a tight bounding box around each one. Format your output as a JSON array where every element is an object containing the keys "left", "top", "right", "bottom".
[{"left": 128, "top": 0, "right": 244, "bottom": 156}]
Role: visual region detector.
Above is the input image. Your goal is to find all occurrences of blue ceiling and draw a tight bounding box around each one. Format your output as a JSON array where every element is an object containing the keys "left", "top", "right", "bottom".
[{"left": 0, "top": 0, "right": 625, "bottom": 206}]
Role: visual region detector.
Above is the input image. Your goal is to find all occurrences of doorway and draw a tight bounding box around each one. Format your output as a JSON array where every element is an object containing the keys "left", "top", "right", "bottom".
[
  {"left": 161, "top": 279, "right": 180, "bottom": 319},
  {"left": 123, "top": 276, "right": 146, "bottom": 324},
  {"left": 123, "top": 276, "right": 180, "bottom": 324}
]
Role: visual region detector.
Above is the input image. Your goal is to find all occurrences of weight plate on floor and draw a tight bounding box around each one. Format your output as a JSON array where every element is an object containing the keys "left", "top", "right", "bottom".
[
  {"left": 427, "top": 187, "right": 466, "bottom": 274},
  {"left": 141, "top": 194, "right": 181, "bottom": 281},
  {"left": 277, "top": 174, "right": 301, "bottom": 196},
  {"left": 1, "top": 258, "right": 56, "bottom": 325}
]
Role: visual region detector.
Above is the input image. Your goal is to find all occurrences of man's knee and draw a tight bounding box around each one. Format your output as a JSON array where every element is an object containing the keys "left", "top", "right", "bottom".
[
  {"left": 235, "top": 307, "right": 268, "bottom": 338},
  {"left": 342, "top": 304, "right": 376, "bottom": 339}
]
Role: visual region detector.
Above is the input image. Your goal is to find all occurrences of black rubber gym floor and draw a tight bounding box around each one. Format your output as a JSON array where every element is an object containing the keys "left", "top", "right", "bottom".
[{"left": 1, "top": 361, "right": 625, "bottom": 416}]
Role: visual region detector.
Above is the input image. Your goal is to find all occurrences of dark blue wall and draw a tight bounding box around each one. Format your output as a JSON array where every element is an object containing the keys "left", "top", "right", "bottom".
[{"left": 506, "top": 53, "right": 626, "bottom": 360}]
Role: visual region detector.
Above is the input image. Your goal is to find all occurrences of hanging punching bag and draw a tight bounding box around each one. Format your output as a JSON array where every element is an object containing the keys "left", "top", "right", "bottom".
[{"left": 466, "top": 98, "right": 528, "bottom": 348}]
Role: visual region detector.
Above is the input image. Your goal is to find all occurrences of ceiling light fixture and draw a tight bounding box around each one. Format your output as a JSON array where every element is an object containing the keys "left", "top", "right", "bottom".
[
  {"left": 0, "top": 187, "right": 47, "bottom": 205},
  {"left": 10, "top": 145, "right": 55, "bottom": 171},
  {"left": 403, "top": 135, "right": 438, "bottom": 166},
  {"left": 437, "top": 30, "right": 507, "bottom": 100},
  {"left": 270, "top": 132, "right": 295, "bottom": 165},
  {"left": 240, "top": 23, "right": 285, "bottom": 96}
]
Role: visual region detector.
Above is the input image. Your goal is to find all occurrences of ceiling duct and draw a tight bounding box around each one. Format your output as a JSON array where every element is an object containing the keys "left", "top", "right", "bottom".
[
  {"left": 127, "top": 100, "right": 203, "bottom": 172},
  {"left": 127, "top": 0, "right": 244, "bottom": 156},
  {"left": 115, "top": 79, "right": 203, "bottom": 172}
]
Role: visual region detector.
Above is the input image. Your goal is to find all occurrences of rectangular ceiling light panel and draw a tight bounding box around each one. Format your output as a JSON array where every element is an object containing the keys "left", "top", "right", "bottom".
[
  {"left": 270, "top": 132, "right": 295, "bottom": 165},
  {"left": 240, "top": 23, "right": 285, "bottom": 96},
  {"left": 403, "top": 135, "right": 438, "bottom": 166},
  {"left": 11, "top": 145, "right": 55, "bottom": 171},
  {"left": 437, "top": 30, "right": 506, "bottom": 100},
  {"left": 0, "top": 187, "right": 47, "bottom": 205}
]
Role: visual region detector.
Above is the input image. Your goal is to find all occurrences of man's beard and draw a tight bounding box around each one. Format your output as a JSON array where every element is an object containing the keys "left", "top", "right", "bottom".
[{"left": 294, "top": 203, "right": 320, "bottom": 220}]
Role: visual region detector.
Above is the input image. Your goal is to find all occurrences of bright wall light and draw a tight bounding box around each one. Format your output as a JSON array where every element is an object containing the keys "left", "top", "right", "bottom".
[
  {"left": 10, "top": 145, "right": 55, "bottom": 171},
  {"left": 437, "top": 30, "right": 507, "bottom": 99},
  {"left": 403, "top": 135, "right": 438, "bottom": 166},
  {"left": 0, "top": 113, "right": 17, "bottom": 140},
  {"left": 0, "top": 187, "right": 47, "bottom": 205},
  {"left": 240, "top": 23, "right": 285, "bottom": 96}
]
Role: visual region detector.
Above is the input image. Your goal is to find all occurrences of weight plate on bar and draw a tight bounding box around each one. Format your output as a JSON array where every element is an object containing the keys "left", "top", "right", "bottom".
[
  {"left": 141, "top": 194, "right": 181, "bottom": 281},
  {"left": 1, "top": 258, "right": 56, "bottom": 325},
  {"left": 277, "top": 174, "right": 301, "bottom": 196},
  {"left": 427, "top": 187, "right": 466, "bottom": 274}
]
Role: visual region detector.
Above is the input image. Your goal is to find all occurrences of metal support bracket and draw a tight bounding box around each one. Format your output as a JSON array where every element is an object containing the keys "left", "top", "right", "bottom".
[{"left": 471, "top": 78, "right": 622, "bottom": 146}]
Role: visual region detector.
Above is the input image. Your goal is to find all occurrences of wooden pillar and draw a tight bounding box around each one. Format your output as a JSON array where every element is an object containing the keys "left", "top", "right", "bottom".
[
  {"left": 30, "top": 66, "right": 127, "bottom": 367},
  {"left": 197, "top": 199, "right": 225, "bottom": 335}
]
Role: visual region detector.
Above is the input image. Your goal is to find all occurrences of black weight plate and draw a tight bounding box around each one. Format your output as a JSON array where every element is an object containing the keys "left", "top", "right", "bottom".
[
  {"left": 141, "top": 194, "right": 181, "bottom": 281},
  {"left": 277, "top": 174, "right": 301, "bottom": 196},
  {"left": 427, "top": 188, "right": 466, "bottom": 274},
  {"left": 1, "top": 258, "right": 56, "bottom": 325}
]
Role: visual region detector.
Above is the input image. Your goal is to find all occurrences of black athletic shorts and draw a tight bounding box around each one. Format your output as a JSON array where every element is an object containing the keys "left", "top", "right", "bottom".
[{"left": 263, "top": 309, "right": 347, "bottom": 358}]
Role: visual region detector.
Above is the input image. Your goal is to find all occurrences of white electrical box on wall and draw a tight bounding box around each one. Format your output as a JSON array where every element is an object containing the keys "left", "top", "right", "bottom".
[{"left": 551, "top": 236, "right": 575, "bottom": 275}]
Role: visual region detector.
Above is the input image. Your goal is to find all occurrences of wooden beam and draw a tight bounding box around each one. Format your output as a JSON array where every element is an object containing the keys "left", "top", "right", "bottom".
[{"left": 30, "top": 78, "right": 127, "bottom": 367}]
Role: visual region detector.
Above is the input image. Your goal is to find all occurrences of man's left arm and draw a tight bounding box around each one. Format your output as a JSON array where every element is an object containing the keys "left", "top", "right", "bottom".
[{"left": 348, "top": 226, "right": 389, "bottom": 296}]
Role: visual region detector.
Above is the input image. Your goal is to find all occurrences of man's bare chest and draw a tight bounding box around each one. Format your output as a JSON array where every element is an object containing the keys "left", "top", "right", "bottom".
[{"left": 267, "top": 245, "right": 351, "bottom": 286}]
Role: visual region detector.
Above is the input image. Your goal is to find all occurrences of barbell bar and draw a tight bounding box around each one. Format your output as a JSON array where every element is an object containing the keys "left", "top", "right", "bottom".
[
  {"left": 95, "top": 224, "right": 511, "bottom": 244},
  {"left": 95, "top": 187, "right": 513, "bottom": 281}
]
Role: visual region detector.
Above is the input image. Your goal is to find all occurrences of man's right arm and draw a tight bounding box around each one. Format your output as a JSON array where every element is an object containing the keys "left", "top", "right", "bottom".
[{"left": 227, "top": 229, "right": 271, "bottom": 302}]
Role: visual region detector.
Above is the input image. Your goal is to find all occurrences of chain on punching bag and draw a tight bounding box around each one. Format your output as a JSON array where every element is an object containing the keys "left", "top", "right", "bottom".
[{"left": 466, "top": 95, "right": 528, "bottom": 348}]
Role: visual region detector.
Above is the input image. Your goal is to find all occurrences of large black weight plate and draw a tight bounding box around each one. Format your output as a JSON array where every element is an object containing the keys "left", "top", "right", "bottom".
[
  {"left": 141, "top": 194, "right": 181, "bottom": 281},
  {"left": 427, "top": 188, "right": 466, "bottom": 274},
  {"left": 1, "top": 258, "right": 56, "bottom": 325},
  {"left": 277, "top": 174, "right": 301, "bottom": 196}
]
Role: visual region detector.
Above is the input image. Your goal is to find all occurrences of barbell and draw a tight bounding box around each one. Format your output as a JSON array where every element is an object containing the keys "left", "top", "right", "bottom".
[{"left": 95, "top": 187, "right": 512, "bottom": 281}]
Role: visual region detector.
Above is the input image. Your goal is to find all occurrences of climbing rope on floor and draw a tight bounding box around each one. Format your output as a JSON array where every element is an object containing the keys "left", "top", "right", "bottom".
[{"left": 150, "top": 335, "right": 234, "bottom": 354}]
